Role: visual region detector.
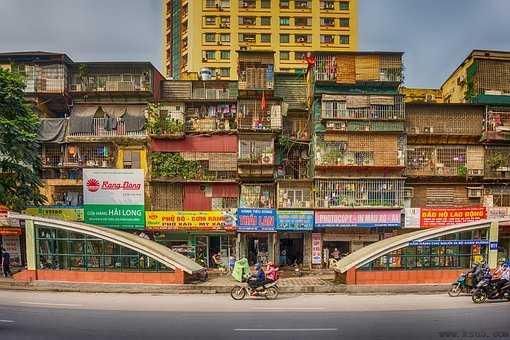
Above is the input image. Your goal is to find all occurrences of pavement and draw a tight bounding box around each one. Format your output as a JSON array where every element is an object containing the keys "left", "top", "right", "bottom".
[{"left": 0, "top": 290, "right": 509, "bottom": 340}]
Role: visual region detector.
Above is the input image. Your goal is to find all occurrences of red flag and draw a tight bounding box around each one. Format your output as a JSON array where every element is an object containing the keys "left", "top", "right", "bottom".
[{"left": 261, "top": 91, "right": 267, "bottom": 111}]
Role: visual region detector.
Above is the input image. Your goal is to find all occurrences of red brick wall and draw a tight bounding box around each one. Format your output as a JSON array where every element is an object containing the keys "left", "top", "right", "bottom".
[
  {"left": 14, "top": 269, "right": 186, "bottom": 284},
  {"left": 347, "top": 268, "right": 465, "bottom": 285}
]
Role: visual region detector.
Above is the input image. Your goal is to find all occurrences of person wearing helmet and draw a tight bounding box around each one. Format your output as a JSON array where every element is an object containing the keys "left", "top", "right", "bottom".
[{"left": 247, "top": 263, "right": 266, "bottom": 293}]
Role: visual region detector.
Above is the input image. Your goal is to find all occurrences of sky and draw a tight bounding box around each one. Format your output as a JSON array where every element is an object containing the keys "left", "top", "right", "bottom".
[{"left": 0, "top": 0, "right": 509, "bottom": 88}]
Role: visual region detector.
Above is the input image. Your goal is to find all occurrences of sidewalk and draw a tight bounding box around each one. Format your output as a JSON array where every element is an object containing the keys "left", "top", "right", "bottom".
[{"left": 0, "top": 274, "right": 451, "bottom": 295}]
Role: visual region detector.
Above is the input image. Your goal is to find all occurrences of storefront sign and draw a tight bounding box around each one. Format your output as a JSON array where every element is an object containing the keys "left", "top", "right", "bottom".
[
  {"left": 420, "top": 207, "right": 487, "bottom": 228},
  {"left": 145, "top": 211, "right": 235, "bottom": 231},
  {"left": 25, "top": 207, "right": 84, "bottom": 222},
  {"left": 487, "top": 207, "right": 510, "bottom": 220},
  {"left": 490, "top": 242, "right": 499, "bottom": 250},
  {"left": 236, "top": 208, "right": 276, "bottom": 232},
  {"left": 1, "top": 235, "right": 21, "bottom": 265},
  {"left": 404, "top": 208, "right": 421, "bottom": 228},
  {"left": 315, "top": 210, "right": 401, "bottom": 228},
  {"left": 0, "top": 227, "right": 22, "bottom": 236},
  {"left": 312, "top": 233, "right": 322, "bottom": 265},
  {"left": 83, "top": 169, "right": 145, "bottom": 229},
  {"left": 409, "top": 240, "right": 490, "bottom": 246},
  {"left": 276, "top": 211, "right": 314, "bottom": 231}
]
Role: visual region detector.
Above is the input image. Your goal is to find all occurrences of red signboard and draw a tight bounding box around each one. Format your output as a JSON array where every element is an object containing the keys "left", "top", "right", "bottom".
[
  {"left": 0, "top": 227, "right": 22, "bottom": 236},
  {"left": 420, "top": 207, "right": 487, "bottom": 228}
]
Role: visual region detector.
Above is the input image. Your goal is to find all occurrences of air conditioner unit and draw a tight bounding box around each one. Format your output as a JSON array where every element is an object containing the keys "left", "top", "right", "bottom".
[
  {"left": 404, "top": 187, "right": 414, "bottom": 199},
  {"left": 217, "top": 41, "right": 222, "bottom": 45},
  {"left": 261, "top": 153, "right": 273, "bottom": 165},
  {"left": 468, "top": 169, "right": 483, "bottom": 176},
  {"left": 467, "top": 187, "right": 483, "bottom": 198},
  {"left": 202, "top": 57, "right": 208, "bottom": 62}
]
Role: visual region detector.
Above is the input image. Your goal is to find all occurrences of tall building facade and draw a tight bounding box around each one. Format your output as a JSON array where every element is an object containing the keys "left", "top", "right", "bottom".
[{"left": 162, "top": 0, "right": 358, "bottom": 80}]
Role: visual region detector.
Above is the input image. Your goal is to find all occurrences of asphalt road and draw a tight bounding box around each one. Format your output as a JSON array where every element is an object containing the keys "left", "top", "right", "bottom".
[{"left": 0, "top": 291, "right": 509, "bottom": 340}]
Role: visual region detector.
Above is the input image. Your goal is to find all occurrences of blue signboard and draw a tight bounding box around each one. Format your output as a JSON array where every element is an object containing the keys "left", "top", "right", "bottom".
[
  {"left": 276, "top": 211, "right": 314, "bottom": 231},
  {"left": 409, "top": 240, "right": 490, "bottom": 246},
  {"left": 490, "top": 242, "right": 499, "bottom": 250},
  {"left": 236, "top": 208, "right": 276, "bottom": 232}
]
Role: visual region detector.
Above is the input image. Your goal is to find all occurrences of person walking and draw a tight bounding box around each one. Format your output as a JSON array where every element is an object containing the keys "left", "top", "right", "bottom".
[{"left": 2, "top": 248, "right": 11, "bottom": 278}]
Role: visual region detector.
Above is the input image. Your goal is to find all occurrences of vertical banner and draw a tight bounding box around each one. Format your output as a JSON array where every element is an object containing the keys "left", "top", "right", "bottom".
[
  {"left": 83, "top": 169, "right": 145, "bottom": 229},
  {"left": 312, "top": 233, "right": 322, "bottom": 265},
  {"left": 2, "top": 235, "right": 21, "bottom": 266}
]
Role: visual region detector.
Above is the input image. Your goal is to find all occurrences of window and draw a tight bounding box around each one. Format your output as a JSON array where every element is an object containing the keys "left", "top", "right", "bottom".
[
  {"left": 280, "top": 17, "right": 290, "bottom": 26},
  {"left": 261, "top": 0, "right": 271, "bottom": 8},
  {"left": 220, "top": 0, "right": 230, "bottom": 7},
  {"left": 205, "top": 33, "right": 216, "bottom": 42},
  {"left": 280, "top": 34, "right": 290, "bottom": 43},
  {"left": 240, "top": 0, "right": 256, "bottom": 8},
  {"left": 340, "top": 18, "right": 350, "bottom": 27},
  {"left": 220, "top": 50, "right": 231, "bottom": 59},
  {"left": 220, "top": 33, "right": 231, "bottom": 42},
  {"left": 340, "top": 35, "right": 350, "bottom": 44},
  {"left": 260, "top": 33, "right": 271, "bottom": 43},
  {"left": 295, "top": 1, "right": 311, "bottom": 9},
  {"left": 205, "top": 0, "right": 216, "bottom": 8},
  {"left": 295, "top": 17, "right": 312, "bottom": 26},
  {"left": 220, "top": 68, "right": 230, "bottom": 77},
  {"left": 239, "top": 33, "right": 256, "bottom": 42},
  {"left": 123, "top": 150, "right": 141, "bottom": 169},
  {"left": 295, "top": 52, "right": 307, "bottom": 60},
  {"left": 205, "top": 16, "right": 216, "bottom": 25},
  {"left": 261, "top": 16, "right": 271, "bottom": 25},
  {"left": 295, "top": 34, "right": 311, "bottom": 43},
  {"left": 240, "top": 16, "right": 256, "bottom": 25},
  {"left": 280, "top": 0, "right": 289, "bottom": 8},
  {"left": 220, "top": 16, "right": 230, "bottom": 28},
  {"left": 321, "top": 17, "right": 335, "bottom": 26},
  {"left": 205, "top": 50, "right": 216, "bottom": 60},
  {"left": 280, "top": 51, "right": 290, "bottom": 60},
  {"left": 321, "top": 35, "right": 334, "bottom": 44},
  {"left": 320, "top": 0, "right": 335, "bottom": 9},
  {"left": 340, "top": 1, "right": 349, "bottom": 10}
]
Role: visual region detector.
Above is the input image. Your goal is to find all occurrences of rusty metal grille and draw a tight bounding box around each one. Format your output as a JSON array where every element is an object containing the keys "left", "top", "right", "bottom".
[
  {"left": 407, "top": 146, "right": 466, "bottom": 176},
  {"left": 321, "top": 94, "right": 404, "bottom": 120},
  {"left": 150, "top": 183, "right": 183, "bottom": 210},
  {"left": 240, "top": 184, "right": 275, "bottom": 208}
]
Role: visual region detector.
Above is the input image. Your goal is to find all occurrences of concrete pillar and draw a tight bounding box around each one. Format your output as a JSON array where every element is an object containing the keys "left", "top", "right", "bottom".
[
  {"left": 25, "top": 219, "right": 36, "bottom": 271},
  {"left": 303, "top": 232, "right": 312, "bottom": 269},
  {"left": 268, "top": 233, "right": 275, "bottom": 264},
  {"left": 488, "top": 221, "right": 499, "bottom": 269}
]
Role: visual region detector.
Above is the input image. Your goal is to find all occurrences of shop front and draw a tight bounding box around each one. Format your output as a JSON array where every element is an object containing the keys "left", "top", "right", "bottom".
[
  {"left": 145, "top": 211, "right": 236, "bottom": 268},
  {"left": 236, "top": 208, "right": 276, "bottom": 265},
  {"left": 276, "top": 211, "right": 314, "bottom": 268},
  {"left": 0, "top": 206, "right": 24, "bottom": 267},
  {"left": 315, "top": 209, "right": 401, "bottom": 268}
]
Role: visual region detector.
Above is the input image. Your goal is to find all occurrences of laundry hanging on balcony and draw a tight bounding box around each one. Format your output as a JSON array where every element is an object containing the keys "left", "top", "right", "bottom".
[
  {"left": 68, "top": 105, "right": 97, "bottom": 134},
  {"left": 38, "top": 118, "right": 67, "bottom": 143}
]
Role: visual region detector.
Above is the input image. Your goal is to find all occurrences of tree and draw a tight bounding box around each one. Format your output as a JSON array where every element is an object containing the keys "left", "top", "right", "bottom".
[{"left": 0, "top": 68, "right": 45, "bottom": 210}]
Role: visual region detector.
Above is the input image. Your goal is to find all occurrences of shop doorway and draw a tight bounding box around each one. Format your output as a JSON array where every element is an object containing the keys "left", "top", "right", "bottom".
[
  {"left": 323, "top": 241, "right": 350, "bottom": 267},
  {"left": 247, "top": 236, "right": 269, "bottom": 265},
  {"left": 279, "top": 234, "right": 304, "bottom": 266}
]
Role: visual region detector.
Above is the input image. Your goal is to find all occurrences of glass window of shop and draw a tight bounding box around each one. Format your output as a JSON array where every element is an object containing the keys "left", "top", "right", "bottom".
[
  {"left": 36, "top": 226, "right": 172, "bottom": 272},
  {"left": 359, "top": 230, "right": 489, "bottom": 271}
]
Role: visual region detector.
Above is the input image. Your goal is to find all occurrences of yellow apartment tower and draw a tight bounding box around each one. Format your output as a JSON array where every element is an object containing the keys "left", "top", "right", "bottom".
[{"left": 162, "top": 0, "right": 358, "bottom": 80}]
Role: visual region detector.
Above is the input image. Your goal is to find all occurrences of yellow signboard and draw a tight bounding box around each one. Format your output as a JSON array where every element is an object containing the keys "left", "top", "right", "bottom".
[
  {"left": 145, "top": 211, "right": 235, "bottom": 231},
  {"left": 25, "top": 207, "right": 84, "bottom": 222}
]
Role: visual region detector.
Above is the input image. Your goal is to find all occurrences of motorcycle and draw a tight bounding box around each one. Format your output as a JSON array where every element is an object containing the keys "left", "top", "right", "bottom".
[
  {"left": 230, "top": 279, "right": 279, "bottom": 300},
  {"left": 448, "top": 272, "right": 474, "bottom": 297},
  {"left": 471, "top": 271, "right": 510, "bottom": 304}
]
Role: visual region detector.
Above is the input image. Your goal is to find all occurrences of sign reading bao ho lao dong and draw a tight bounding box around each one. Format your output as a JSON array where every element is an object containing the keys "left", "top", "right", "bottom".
[
  {"left": 83, "top": 169, "right": 144, "bottom": 229},
  {"left": 420, "top": 207, "right": 486, "bottom": 228}
]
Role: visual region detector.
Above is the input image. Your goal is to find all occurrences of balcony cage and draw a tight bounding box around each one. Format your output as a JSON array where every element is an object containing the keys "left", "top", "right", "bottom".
[
  {"left": 150, "top": 183, "right": 183, "bottom": 211},
  {"left": 407, "top": 146, "right": 467, "bottom": 176},
  {"left": 315, "top": 179, "right": 404, "bottom": 209},
  {"left": 185, "top": 104, "right": 237, "bottom": 132},
  {"left": 71, "top": 65, "right": 151, "bottom": 93},
  {"left": 240, "top": 184, "right": 275, "bottom": 208},
  {"left": 42, "top": 144, "right": 114, "bottom": 169},
  {"left": 283, "top": 116, "right": 310, "bottom": 140},
  {"left": 321, "top": 95, "right": 404, "bottom": 120},
  {"left": 485, "top": 146, "right": 510, "bottom": 179},
  {"left": 485, "top": 186, "right": 510, "bottom": 207},
  {"left": 180, "top": 152, "right": 238, "bottom": 180},
  {"left": 41, "top": 168, "right": 83, "bottom": 180},
  {"left": 239, "top": 138, "right": 274, "bottom": 165},
  {"left": 238, "top": 100, "right": 282, "bottom": 130},
  {"left": 487, "top": 109, "right": 510, "bottom": 132},
  {"left": 278, "top": 182, "right": 313, "bottom": 209},
  {"left": 52, "top": 188, "right": 83, "bottom": 206},
  {"left": 12, "top": 63, "right": 68, "bottom": 93},
  {"left": 238, "top": 55, "right": 274, "bottom": 90},
  {"left": 473, "top": 60, "right": 510, "bottom": 96},
  {"left": 69, "top": 117, "right": 146, "bottom": 137},
  {"left": 280, "top": 146, "right": 309, "bottom": 179},
  {"left": 406, "top": 106, "right": 483, "bottom": 135}
]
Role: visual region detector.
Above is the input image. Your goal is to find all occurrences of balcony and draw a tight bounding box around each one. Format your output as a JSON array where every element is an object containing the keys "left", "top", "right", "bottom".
[
  {"left": 191, "top": 81, "right": 238, "bottom": 101},
  {"left": 278, "top": 144, "right": 310, "bottom": 179},
  {"left": 315, "top": 179, "right": 405, "bottom": 209},
  {"left": 277, "top": 181, "right": 313, "bottom": 209},
  {"left": 321, "top": 95, "right": 405, "bottom": 120},
  {"left": 237, "top": 99, "right": 282, "bottom": 131},
  {"left": 185, "top": 103, "right": 236, "bottom": 133},
  {"left": 240, "top": 184, "right": 275, "bottom": 209},
  {"left": 238, "top": 136, "right": 274, "bottom": 177},
  {"left": 12, "top": 63, "right": 68, "bottom": 94},
  {"left": 406, "top": 145, "right": 479, "bottom": 177},
  {"left": 238, "top": 51, "right": 275, "bottom": 91},
  {"left": 282, "top": 115, "right": 310, "bottom": 140},
  {"left": 151, "top": 152, "right": 237, "bottom": 182},
  {"left": 485, "top": 146, "right": 510, "bottom": 179},
  {"left": 41, "top": 144, "right": 115, "bottom": 176},
  {"left": 483, "top": 109, "right": 510, "bottom": 141}
]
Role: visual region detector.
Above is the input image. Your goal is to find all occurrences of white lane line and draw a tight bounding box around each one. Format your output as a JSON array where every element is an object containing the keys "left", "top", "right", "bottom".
[
  {"left": 251, "top": 307, "right": 325, "bottom": 310},
  {"left": 0, "top": 320, "right": 15, "bottom": 323},
  {"left": 234, "top": 328, "right": 338, "bottom": 332},
  {"left": 19, "top": 302, "right": 84, "bottom": 307}
]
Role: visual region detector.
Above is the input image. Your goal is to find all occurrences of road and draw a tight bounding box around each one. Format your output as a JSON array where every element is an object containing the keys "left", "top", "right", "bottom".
[{"left": 0, "top": 290, "right": 509, "bottom": 340}]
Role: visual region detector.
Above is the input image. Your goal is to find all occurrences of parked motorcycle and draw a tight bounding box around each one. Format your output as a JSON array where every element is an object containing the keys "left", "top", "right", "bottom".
[
  {"left": 448, "top": 272, "right": 474, "bottom": 297},
  {"left": 471, "top": 271, "right": 510, "bottom": 303},
  {"left": 230, "top": 279, "right": 279, "bottom": 300}
]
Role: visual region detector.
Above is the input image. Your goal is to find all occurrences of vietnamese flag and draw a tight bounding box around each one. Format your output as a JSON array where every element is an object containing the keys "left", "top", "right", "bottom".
[{"left": 261, "top": 90, "right": 267, "bottom": 111}]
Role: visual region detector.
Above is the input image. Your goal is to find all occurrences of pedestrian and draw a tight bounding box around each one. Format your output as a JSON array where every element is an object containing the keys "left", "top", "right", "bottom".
[{"left": 2, "top": 248, "right": 11, "bottom": 278}]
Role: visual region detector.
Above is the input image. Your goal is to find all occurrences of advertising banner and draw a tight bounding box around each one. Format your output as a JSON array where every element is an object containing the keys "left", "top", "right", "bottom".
[
  {"left": 83, "top": 169, "right": 145, "bottom": 229},
  {"left": 420, "top": 207, "right": 486, "bottom": 228},
  {"left": 404, "top": 208, "right": 421, "bottom": 228},
  {"left": 25, "top": 207, "right": 84, "bottom": 222},
  {"left": 312, "top": 233, "right": 322, "bottom": 265},
  {"left": 236, "top": 208, "right": 276, "bottom": 232},
  {"left": 409, "top": 240, "right": 489, "bottom": 246},
  {"left": 276, "top": 211, "right": 314, "bottom": 231},
  {"left": 0, "top": 227, "right": 22, "bottom": 236},
  {"left": 145, "top": 211, "right": 236, "bottom": 231},
  {"left": 315, "top": 210, "right": 401, "bottom": 228},
  {"left": 1, "top": 235, "right": 21, "bottom": 265}
]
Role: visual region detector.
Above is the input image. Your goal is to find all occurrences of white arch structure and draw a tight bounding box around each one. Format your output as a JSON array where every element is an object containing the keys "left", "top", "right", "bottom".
[
  {"left": 335, "top": 218, "right": 509, "bottom": 274},
  {"left": 10, "top": 213, "right": 204, "bottom": 275}
]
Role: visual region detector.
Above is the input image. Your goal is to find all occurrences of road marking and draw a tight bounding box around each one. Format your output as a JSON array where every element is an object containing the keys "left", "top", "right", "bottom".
[
  {"left": 0, "top": 320, "right": 15, "bottom": 323},
  {"left": 251, "top": 307, "right": 325, "bottom": 310},
  {"left": 234, "top": 328, "right": 338, "bottom": 332},
  {"left": 19, "top": 302, "right": 84, "bottom": 307}
]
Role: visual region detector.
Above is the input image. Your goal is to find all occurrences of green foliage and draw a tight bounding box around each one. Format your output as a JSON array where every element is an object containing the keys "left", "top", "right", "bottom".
[
  {"left": 0, "top": 68, "right": 45, "bottom": 210},
  {"left": 151, "top": 152, "right": 200, "bottom": 180},
  {"left": 146, "top": 103, "right": 184, "bottom": 135},
  {"left": 464, "top": 80, "right": 475, "bottom": 102},
  {"left": 457, "top": 165, "right": 467, "bottom": 177},
  {"left": 488, "top": 152, "right": 508, "bottom": 170}
]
